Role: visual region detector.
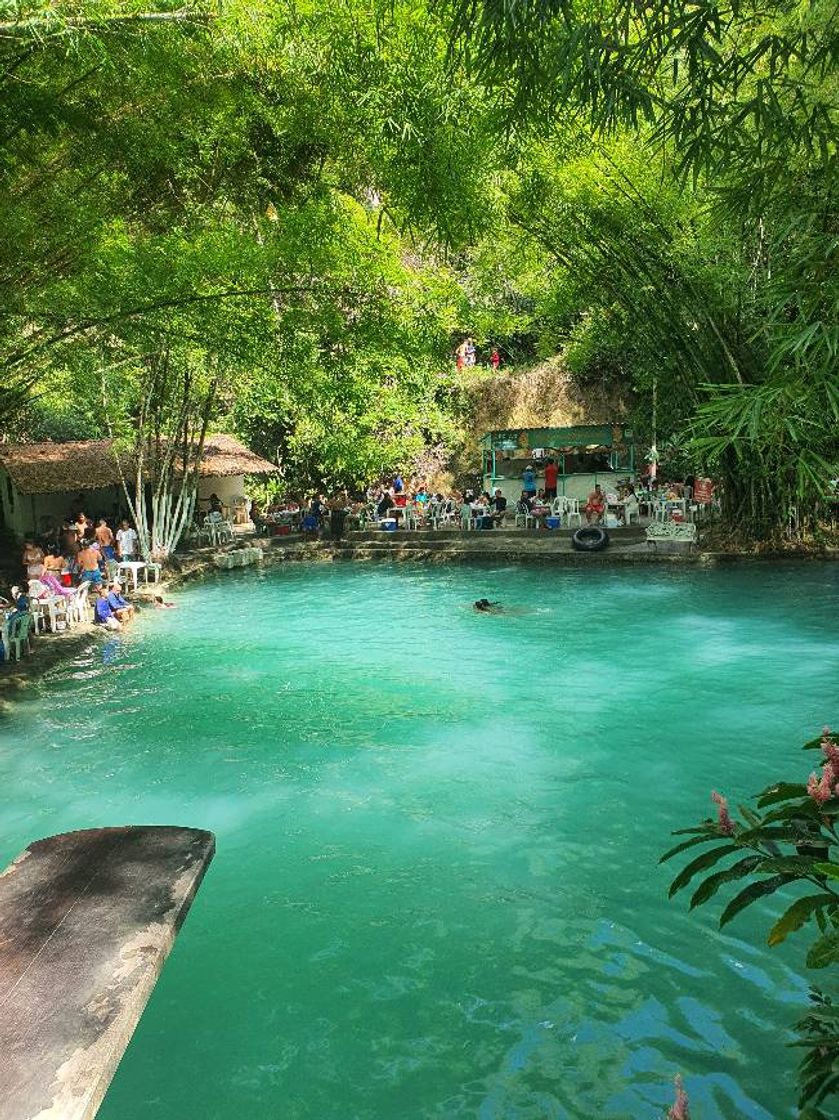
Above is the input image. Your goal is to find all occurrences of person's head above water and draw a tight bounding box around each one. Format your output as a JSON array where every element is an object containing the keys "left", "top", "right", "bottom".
[{"left": 474, "top": 598, "right": 501, "bottom": 612}]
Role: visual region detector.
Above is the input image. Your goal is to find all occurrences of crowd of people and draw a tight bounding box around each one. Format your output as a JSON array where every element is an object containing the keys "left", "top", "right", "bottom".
[
  {"left": 249, "top": 467, "right": 702, "bottom": 541},
  {"left": 21, "top": 511, "right": 139, "bottom": 589},
  {"left": 3, "top": 510, "right": 157, "bottom": 653},
  {"left": 254, "top": 475, "right": 516, "bottom": 537},
  {"left": 516, "top": 460, "right": 699, "bottom": 526}
]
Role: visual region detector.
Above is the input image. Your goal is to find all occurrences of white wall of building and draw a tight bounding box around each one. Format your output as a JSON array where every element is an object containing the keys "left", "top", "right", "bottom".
[
  {"left": 196, "top": 475, "right": 246, "bottom": 518},
  {"left": 483, "top": 470, "right": 625, "bottom": 506},
  {"left": 0, "top": 467, "right": 258, "bottom": 540}
]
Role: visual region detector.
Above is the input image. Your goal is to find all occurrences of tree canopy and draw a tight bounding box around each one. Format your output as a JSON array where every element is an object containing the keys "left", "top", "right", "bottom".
[{"left": 1, "top": 0, "right": 836, "bottom": 538}]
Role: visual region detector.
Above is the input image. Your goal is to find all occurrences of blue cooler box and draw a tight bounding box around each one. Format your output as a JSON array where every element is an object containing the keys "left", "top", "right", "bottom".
[
  {"left": 479, "top": 516, "right": 494, "bottom": 530},
  {"left": 380, "top": 519, "right": 397, "bottom": 532},
  {"left": 545, "top": 516, "right": 561, "bottom": 529}
]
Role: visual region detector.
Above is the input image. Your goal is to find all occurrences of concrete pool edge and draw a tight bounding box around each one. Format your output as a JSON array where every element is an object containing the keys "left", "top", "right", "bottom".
[{"left": 1, "top": 540, "right": 835, "bottom": 701}]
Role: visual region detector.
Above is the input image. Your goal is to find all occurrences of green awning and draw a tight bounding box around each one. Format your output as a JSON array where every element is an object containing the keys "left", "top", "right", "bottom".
[{"left": 481, "top": 425, "right": 634, "bottom": 451}]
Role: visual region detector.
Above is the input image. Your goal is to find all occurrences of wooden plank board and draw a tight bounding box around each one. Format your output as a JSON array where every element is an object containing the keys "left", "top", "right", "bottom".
[{"left": 0, "top": 826, "right": 215, "bottom": 1120}]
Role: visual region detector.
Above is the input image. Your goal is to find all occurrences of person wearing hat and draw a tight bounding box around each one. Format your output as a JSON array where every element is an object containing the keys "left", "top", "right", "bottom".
[{"left": 522, "top": 463, "right": 537, "bottom": 497}]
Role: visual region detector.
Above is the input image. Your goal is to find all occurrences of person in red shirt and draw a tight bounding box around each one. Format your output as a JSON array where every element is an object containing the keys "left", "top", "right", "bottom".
[
  {"left": 544, "top": 458, "right": 559, "bottom": 500},
  {"left": 490, "top": 348, "right": 501, "bottom": 370}
]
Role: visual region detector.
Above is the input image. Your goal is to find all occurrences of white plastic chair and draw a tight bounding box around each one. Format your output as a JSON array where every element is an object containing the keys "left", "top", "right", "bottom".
[
  {"left": 46, "top": 595, "right": 72, "bottom": 632},
  {"left": 215, "top": 519, "right": 235, "bottom": 543},
  {"left": 231, "top": 496, "right": 249, "bottom": 525},
  {"left": 29, "top": 598, "right": 50, "bottom": 635},
  {"left": 564, "top": 498, "right": 582, "bottom": 528},
  {"left": 514, "top": 502, "right": 530, "bottom": 528},
  {"left": 69, "top": 584, "right": 91, "bottom": 625},
  {"left": 144, "top": 562, "right": 162, "bottom": 583}
]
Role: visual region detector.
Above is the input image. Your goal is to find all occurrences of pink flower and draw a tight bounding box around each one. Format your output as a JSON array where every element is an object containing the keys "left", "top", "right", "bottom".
[
  {"left": 668, "top": 1073, "right": 690, "bottom": 1120},
  {"left": 821, "top": 740, "right": 839, "bottom": 774},
  {"left": 808, "top": 770, "right": 833, "bottom": 804},
  {"left": 711, "top": 791, "right": 734, "bottom": 836}
]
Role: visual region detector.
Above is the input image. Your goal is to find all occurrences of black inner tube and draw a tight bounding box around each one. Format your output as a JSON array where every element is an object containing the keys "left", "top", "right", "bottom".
[{"left": 571, "top": 527, "right": 610, "bottom": 552}]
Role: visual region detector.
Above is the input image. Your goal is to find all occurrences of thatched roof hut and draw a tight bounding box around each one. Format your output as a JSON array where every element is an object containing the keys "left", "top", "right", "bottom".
[
  {"left": 0, "top": 435, "right": 276, "bottom": 495},
  {"left": 0, "top": 435, "right": 277, "bottom": 538}
]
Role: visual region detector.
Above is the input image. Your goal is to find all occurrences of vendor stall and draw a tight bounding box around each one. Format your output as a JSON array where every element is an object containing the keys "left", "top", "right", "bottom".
[{"left": 480, "top": 424, "right": 636, "bottom": 505}]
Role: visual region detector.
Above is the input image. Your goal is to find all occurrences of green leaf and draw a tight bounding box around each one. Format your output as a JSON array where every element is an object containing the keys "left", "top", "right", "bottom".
[
  {"left": 807, "top": 932, "right": 839, "bottom": 969},
  {"left": 759, "top": 857, "right": 826, "bottom": 877},
  {"left": 738, "top": 804, "right": 763, "bottom": 829},
  {"left": 690, "top": 856, "right": 763, "bottom": 909},
  {"left": 668, "top": 844, "right": 740, "bottom": 898},
  {"left": 760, "top": 801, "right": 823, "bottom": 825},
  {"left": 814, "top": 863, "right": 839, "bottom": 880},
  {"left": 757, "top": 782, "right": 809, "bottom": 807},
  {"left": 804, "top": 734, "right": 838, "bottom": 752},
  {"left": 768, "top": 895, "right": 837, "bottom": 947},
  {"left": 719, "top": 875, "right": 789, "bottom": 928},
  {"left": 659, "top": 832, "right": 720, "bottom": 864}
]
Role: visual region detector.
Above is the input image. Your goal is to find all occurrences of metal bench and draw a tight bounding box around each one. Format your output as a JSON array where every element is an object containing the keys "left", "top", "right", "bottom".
[
  {"left": 645, "top": 521, "right": 698, "bottom": 550},
  {"left": 0, "top": 826, "right": 214, "bottom": 1120}
]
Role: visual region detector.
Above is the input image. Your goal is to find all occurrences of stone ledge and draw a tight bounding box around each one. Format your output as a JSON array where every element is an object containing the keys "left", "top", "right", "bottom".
[{"left": 0, "top": 826, "right": 214, "bottom": 1120}]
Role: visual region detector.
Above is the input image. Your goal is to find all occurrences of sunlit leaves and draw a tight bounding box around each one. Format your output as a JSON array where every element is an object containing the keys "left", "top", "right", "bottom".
[{"left": 663, "top": 728, "right": 839, "bottom": 1112}]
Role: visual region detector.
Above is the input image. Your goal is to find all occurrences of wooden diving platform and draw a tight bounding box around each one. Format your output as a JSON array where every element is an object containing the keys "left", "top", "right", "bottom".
[{"left": 0, "top": 826, "right": 215, "bottom": 1120}]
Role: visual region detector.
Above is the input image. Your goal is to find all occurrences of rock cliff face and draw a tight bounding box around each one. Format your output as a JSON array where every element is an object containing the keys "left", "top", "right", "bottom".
[
  {"left": 446, "top": 357, "right": 634, "bottom": 484},
  {"left": 465, "top": 356, "right": 632, "bottom": 433}
]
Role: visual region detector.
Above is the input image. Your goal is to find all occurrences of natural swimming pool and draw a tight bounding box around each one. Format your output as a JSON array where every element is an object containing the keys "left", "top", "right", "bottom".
[{"left": 2, "top": 562, "right": 838, "bottom": 1119}]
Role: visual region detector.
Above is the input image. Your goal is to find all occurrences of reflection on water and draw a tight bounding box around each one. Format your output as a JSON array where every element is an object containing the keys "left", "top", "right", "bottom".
[{"left": 1, "top": 562, "right": 837, "bottom": 1119}]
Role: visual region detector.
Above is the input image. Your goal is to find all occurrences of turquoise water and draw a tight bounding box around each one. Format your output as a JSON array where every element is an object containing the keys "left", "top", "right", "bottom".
[{"left": 1, "top": 562, "right": 838, "bottom": 1119}]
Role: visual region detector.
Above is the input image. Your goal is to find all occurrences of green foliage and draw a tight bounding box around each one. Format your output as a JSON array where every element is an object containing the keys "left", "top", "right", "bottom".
[
  {"left": 445, "top": 0, "right": 839, "bottom": 540},
  {"left": 1, "top": 0, "right": 836, "bottom": 527},
  {"left": 0, "top": 0, "right": 493, "bottom": 491},
  {"left": 663, "top": 727, "right": 839, "bottom": 1116}
]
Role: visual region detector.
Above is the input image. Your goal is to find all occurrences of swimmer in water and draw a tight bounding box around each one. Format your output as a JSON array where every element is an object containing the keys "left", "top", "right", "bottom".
[
  {"left": 474, "top": 598, "right": 502, "bottom": 613},
  {"left": 154, "top": 595, "right": 177, "bottom": 609}
]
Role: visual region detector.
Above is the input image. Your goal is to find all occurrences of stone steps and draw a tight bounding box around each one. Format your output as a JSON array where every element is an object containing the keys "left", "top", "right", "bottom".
[
  {"left": 345, "top": 531, "right": 644, "bottom": 546},
  {"left": 344, "top": 527, "right": 646, "bottom": 544}
]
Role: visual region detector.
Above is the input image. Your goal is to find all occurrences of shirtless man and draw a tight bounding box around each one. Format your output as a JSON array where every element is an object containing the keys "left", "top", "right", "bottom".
[
  {"left": 95, "top": 519, "right": 116, "bottom": 569},
  {"left": 584, "top": 485, "right": 606, "bottom": 525},
  {"left": 74, "top": 512, "right": 93, "bottom": 542},
  {"left": 77, "top": 542, "right": 103, "bottom": 585}
]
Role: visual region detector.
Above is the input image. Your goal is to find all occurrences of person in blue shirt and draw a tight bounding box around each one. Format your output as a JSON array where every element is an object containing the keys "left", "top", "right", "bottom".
[
  {"left": 107, "top": 582, "right": 135, "bottom": 623},
  {"left": 94, "top": 586, "right": 121, "bottom": 631},
  {"left": 393, "top": 474, "right": 404, "bottom": 494},
  {"left": 522, "top": 464, "right": 537, "bottom": 496}
]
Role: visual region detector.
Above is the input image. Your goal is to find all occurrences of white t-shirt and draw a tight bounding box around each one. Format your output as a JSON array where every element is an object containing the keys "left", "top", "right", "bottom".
[{"left": 116, "top": 527, "right": 138, "bottom": 556}]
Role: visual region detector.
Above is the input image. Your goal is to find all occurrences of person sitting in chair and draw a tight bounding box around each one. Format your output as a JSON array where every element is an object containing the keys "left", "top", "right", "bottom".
[
  {"left": 584, "top": 484, "right": 606, "bottom": 525},
  {"left": 491, "top": 489, "right": 508, "bottom": 524}
]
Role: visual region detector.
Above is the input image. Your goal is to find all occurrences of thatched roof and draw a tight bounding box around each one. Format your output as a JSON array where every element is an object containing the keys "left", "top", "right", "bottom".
[
  {"left": 0, "top": 435, "right": 277, "bottom": 495},
  {"left": 198, "top": 435, "right": 278, "bottom": 480}
]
